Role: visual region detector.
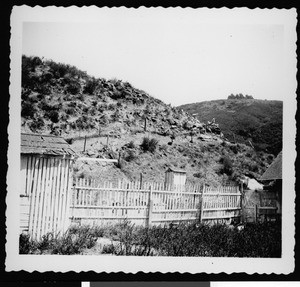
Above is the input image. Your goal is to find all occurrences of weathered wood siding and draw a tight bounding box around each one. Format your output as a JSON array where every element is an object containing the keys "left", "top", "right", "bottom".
[{"left": 20, "top": 155, "right": 73, "bottom": 240}]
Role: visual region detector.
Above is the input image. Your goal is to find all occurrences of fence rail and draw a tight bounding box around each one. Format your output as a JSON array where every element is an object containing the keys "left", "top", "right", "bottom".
[{"left": 70, "top": 179, "right": 241, "bottom": 226}]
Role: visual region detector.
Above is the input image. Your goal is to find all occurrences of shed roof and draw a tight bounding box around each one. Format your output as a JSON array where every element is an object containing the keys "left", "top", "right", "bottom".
[
  {"left": 166, "top": 167, "right": 187, "bottom": 174},
  {"left": 260, "top": 151, "right": 282, "bottom": 181},
  {"left": 21, "top": 133, "right": 76, "bottom": 157}
]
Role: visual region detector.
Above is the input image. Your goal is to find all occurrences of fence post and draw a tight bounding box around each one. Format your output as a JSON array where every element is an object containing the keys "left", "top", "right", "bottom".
[
  {"left": 200, "top": 183, "right": 205, "bottom": 223},
  {"left": 139, "top": 173, "right": 143, "bottom": 189},
  {"left": 70, "top": 178, "right": 77, "bottom": 223},
  {"left": 144, "top": 117, "right": 147, "bottom": 132},
  {"left": 255, "top": 204, "right": 258, "bottom": 223},
  {"left": 147, "top": 186, "right": 153, "bottom": 228},
  {"left": 83, "top": 135, "right": 87, "bottom": 152},
  {"left": 240, "top": 182, "right": 244, "bottom": 223}
]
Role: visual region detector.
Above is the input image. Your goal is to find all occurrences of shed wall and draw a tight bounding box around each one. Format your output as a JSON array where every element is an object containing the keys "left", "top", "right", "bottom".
[
  {"left": 20, "top": 154, "right": 73, "bottom": 239},
  {"left": 173, "top": 173, "right": 186, "bottom": 186}
]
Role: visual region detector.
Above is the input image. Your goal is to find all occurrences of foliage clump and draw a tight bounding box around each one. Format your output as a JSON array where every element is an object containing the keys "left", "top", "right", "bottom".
[
  {"left": 127, "top": 140, "right": 135, "bottom": 149},
  {"left": 125, "top": 150, "right": 136, "bottom": 162},
  {"left": 220, "top": 155, "right": 233, "bottom": 176},
  {"left": 19, "top": 225, "right": 100, "bottom": 255},
  {"left": 140, "top": 137, "right": 158, "bottom": 153}
]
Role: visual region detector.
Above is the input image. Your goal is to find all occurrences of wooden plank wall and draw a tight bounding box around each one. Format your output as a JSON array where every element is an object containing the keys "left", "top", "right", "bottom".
[{"left": 20, "top": 155, "right": 72, "bottom": 240}]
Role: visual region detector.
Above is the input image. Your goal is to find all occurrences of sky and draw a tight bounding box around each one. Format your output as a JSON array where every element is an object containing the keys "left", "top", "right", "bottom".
[{"left": 21, "top": 8, "right": 296, "bottom": 106}]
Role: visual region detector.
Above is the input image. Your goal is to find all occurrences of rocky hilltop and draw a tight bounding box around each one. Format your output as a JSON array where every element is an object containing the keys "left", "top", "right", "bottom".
[{"left": 21, "top": 55, "right": 275, "bottom": 185}]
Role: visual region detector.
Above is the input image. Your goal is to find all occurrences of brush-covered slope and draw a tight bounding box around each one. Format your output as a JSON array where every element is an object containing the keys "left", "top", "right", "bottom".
[
  {"left": 178, "top": 98, "right": 282, "bottom": 156},
  {"left": 21, "top": 55, "right": 275, "bottom": 185}
]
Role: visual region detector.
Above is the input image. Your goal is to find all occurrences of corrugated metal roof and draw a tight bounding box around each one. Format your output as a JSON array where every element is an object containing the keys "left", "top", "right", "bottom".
[
  {"left": 21, "top": 133, "right": 76, "bottom": 157},
  {"left": 260, "top": 151, "right": 282, "bottom": 181},
  {"left": 166, "top": 167, "right": 187, "bottom": 174}
]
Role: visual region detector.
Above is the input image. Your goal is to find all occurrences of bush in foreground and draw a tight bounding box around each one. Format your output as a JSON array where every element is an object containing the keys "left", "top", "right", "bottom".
[
  {"left": 19, "top": 225, "right": 100, "bottom": 255},
  {"left": 20, "top": 220, "right": 281, "bottom": 257},
  {"left": 101, "top": 220, "right": 281, "bottom": 257}
]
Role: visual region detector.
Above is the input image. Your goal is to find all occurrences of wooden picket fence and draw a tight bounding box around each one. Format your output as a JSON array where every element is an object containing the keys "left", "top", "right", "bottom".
[
  {"left": 70, "top": 179, "right": 241, "bottom": 226},
  {"left": 201, "top": 185, "right": 242, "bottom": 224}
]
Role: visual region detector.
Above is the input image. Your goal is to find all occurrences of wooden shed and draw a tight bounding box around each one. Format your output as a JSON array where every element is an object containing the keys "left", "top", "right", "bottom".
[
  {"left": 164, "top": 167, "right": 187, "bottom": 190},
  {"left": 20, "top": 133, "right": 76, "bottom": 240},
  {"left": 260, "top": 151, "right": 282, "bottom": 217}
]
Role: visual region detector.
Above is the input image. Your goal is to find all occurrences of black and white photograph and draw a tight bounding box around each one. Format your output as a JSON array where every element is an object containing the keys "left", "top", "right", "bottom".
[{"left": 7, "top": 6, "right": 296, "bottom": 273}]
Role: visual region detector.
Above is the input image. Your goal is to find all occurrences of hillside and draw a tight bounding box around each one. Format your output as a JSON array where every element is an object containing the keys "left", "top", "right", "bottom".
[
  {"left": 21, "top": 55, "right": 276, "bottom": 185},
  {"left": 178, "top": 99, "right": 282, "bottom": 156}
]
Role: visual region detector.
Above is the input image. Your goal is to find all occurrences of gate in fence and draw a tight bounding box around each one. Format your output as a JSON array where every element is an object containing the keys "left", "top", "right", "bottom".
[{"left": 70, "top": 179, "right": 242, "bottom": 226}]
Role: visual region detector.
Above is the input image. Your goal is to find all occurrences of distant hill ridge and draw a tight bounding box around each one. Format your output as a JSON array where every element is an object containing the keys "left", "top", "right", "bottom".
[{"left": 178, "top": 98, "right": 282, "bottom": 156}]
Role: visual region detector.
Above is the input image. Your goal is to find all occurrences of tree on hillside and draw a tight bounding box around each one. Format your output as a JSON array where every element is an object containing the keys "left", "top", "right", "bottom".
[
  {"left": 228, "top": 93, "right": 253, "bottom": 100},
  {"left": 84, "top": 77, "right": 99, "bottom": 94}
]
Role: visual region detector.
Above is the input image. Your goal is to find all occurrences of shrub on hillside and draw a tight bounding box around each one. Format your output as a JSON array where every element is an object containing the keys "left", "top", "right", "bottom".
[
  {"left": 65, "top": 107, "right": 76, "bottom": 116},
  {"left": 97, "top": 104, "right": 106, "bottom": 113},
  {"left": 112, "top": 110, "right": 121, "bottom": 121},
  {"left": 99, "top": 115, "right": 109, "bottom": 125},
  {"left": 220, "top": 156, "right": 233, "bottom": 176},
  {"left": 66, "top": 81, "right": 81, "bottom": 95},
  {"left": 84, "top": 78, "right": 99, "bottom": 95},
  {"left": 76, "top": 115, "right": 95, "bottom": 130},
  {"left": 127, "top": 140, "right": 135, "bottom": 148},
  {"left": 140, "top": 137, "right": 158, "bottom": 153},
  {"left": 65, "top": 138, "right": 74, "bottom": 145},
  {"left": 230, "top": 144, "right": 239, "bottom": 154},
  {"left": 242, "top": 158, "right": 259, "bottom": 173},
  {"left": 82, "top": 106, "right": 89, "bottom": 113},
  {"left": 125, "top": 150, "right": 136, "bottom": 162},
  {"left": 89, "top": 107, "right": 97, "bottom": 116},
  {"left": 46, "top": 110, "right": 60, "bottom": 123},
  {"left": 68, "top": 101, "right": 77, "bottom": 108},
  {"left": 21, "top": 89, "right": 31, "bottom": 101},
  {"left": 29, "top": 117, "right": 45, "bottom": 131},
  {"left": 21, "top": 101, "right": 36, "bottom": 119},
  {"left": 108, "top": 104, "right": 116, "bottom": 111}
]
